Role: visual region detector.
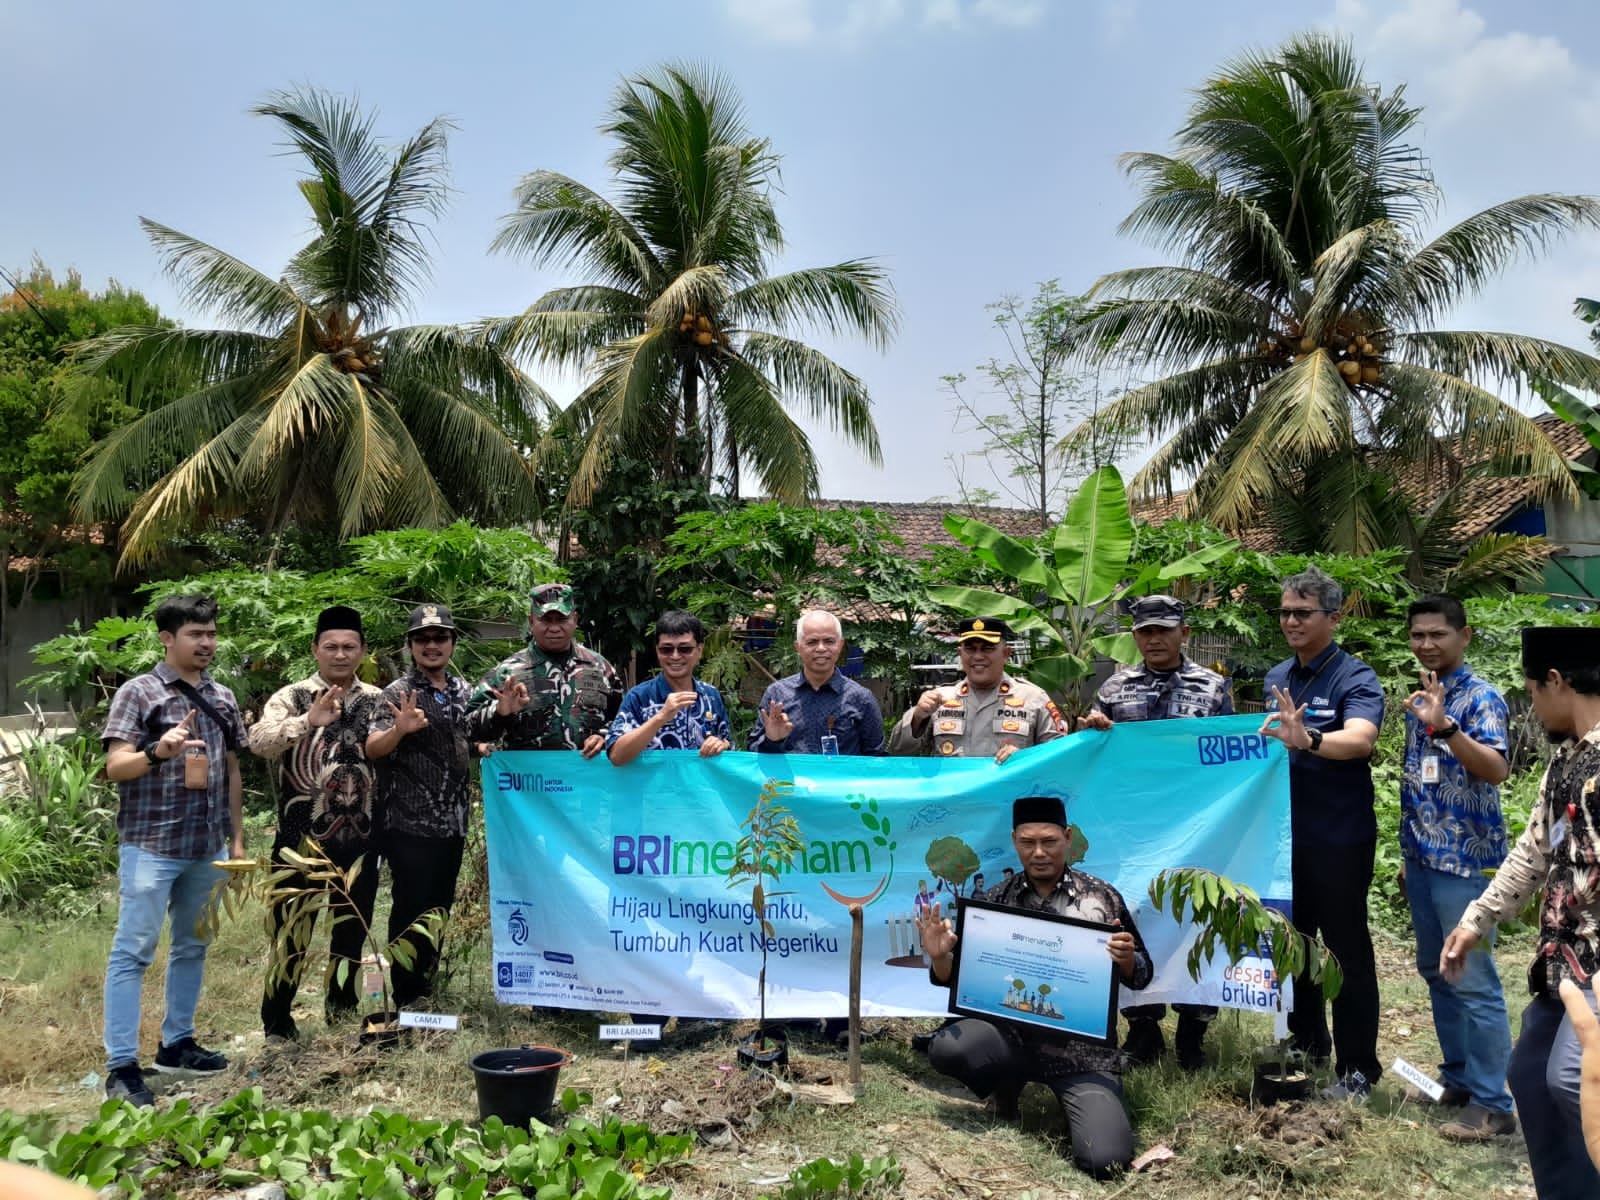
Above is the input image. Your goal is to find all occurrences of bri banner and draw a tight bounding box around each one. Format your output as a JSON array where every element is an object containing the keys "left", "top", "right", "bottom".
[{"left": 482, "top": 713, "right": 1292, "bottom": 1020}]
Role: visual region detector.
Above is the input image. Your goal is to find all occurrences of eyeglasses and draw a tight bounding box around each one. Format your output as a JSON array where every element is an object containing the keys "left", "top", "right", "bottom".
[
  {"left": 656, "top": 644, "right": 699, "bottom": 658},
  {"left": 410, "top": 633, "right": 454, "bottom": 645},
  {"left": 959, "top": 640, "right": 1000, "bottom": 653},
  {"left": 1277, "top": 607, "right": 1335, "bottom": 622}
]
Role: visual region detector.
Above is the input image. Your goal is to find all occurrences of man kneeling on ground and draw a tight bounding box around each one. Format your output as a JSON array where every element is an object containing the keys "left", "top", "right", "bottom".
[{"left": 915, "top": 795, "right": 1153, "bottom": 1179}]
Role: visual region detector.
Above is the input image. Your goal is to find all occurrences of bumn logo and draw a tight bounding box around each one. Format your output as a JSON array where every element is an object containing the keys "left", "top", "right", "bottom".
[{"left": 1198, "top": 733, "right": 1269, "bottom": 765}]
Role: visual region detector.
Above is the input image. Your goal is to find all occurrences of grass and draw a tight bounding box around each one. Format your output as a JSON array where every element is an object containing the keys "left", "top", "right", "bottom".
[{"left": 0, "top": 873, "right": 1539, "bottom": 1199}]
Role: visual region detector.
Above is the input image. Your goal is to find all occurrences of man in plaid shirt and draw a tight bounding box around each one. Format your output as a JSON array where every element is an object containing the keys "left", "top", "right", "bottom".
[{"left": 100, "top": 595, "right": 247, "bottom": 1107}]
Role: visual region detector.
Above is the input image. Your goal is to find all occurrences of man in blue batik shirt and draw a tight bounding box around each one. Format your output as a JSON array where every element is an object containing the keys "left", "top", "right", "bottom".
[
  {"left": 1399, "top": 594, "right": 1515, "bottom": 1142},
  {"left": 748, "top": 610, "right": 885, "bottom": 756},
  {"left": 607, "top": 611, "right": 732, "bottom": 764}
]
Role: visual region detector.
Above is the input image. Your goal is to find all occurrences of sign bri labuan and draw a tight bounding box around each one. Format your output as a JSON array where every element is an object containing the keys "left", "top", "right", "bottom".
[{"left": 482, "top": 713, "right": 1292, "bottom": 1019}]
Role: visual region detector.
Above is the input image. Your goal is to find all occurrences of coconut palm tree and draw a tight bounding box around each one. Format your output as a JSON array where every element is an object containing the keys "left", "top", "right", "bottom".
[
  {"left": 71, "top": 88, "right": 547, "bottom": 567},
  {"left": 1071, "top": 33, "right": 1600, "bottom": 557},
  {"left": 488, "top": 64, "right": 898, "bottom": 506}
]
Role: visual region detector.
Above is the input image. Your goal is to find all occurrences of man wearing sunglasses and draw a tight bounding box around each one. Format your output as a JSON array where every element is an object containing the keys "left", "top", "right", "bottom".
[
  {"left": 606, "top": 610, "right": 732, "bottom": 763},
  {"left": 366, "top": 604, "right": 477, "bottom": 1010},
  {"left": 890, "top": 616, "right": 1065, "bottom": 763},
  {"left": 1258, "top": 565, "right": 1385, "bottom": 1102}
]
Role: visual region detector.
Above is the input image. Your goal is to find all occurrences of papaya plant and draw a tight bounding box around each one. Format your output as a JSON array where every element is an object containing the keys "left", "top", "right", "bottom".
[{"left": 926, "top": 465, "right": 1237, "bottom": 703}]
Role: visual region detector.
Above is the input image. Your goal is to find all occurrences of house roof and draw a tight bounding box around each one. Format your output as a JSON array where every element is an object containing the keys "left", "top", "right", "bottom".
[{"left": 822, "top": 499, "right": 1046, "bottom": 558}]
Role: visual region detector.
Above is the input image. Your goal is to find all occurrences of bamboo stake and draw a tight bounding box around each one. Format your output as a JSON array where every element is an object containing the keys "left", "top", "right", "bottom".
[{"left": 848, "top": 903, "right": 864, "bottom": 1093}]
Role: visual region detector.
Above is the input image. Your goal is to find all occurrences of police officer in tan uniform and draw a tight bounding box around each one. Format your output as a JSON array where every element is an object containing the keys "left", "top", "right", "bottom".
[{"left": 890, "top": 617, "right": 1066, "bottom": 763}]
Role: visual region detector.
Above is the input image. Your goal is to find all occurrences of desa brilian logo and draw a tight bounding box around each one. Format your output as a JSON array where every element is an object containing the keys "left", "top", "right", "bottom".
[
  {"left": 1197, "top": 733, "right": 1269, "bottom": 765},
  {"left": 508, "top": 908, "right": 530, "bottom": 946}
]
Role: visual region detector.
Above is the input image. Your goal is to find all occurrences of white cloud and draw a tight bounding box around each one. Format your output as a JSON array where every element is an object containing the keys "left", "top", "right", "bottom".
[
  {"left": 723, "top": 0, "right": 1047, "bottom": 47},
  {"left": 724, "top": 0, "right": 819, "bottom": 46},
  {"left": 1327, "top": 0, "right": 1593, "bottom": 123}
]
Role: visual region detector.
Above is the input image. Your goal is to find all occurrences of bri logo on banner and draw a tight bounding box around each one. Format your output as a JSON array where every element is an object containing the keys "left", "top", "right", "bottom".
[{"left": 1197, "top": 733, "right": 1269, "bottom": 765}]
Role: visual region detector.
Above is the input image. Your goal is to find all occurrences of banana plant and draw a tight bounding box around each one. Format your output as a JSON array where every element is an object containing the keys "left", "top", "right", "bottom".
[{"left": 927, "top": 465, "right": 1237, "bottom": 700}]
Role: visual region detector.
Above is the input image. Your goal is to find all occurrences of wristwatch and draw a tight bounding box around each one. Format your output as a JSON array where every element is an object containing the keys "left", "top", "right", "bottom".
[
  {"left": 1303, "top": 727, "right": 1323, "bottom": 754},
  {"left": 1431, "top": 721, "right": 1460, "bottom": 741},
  {"left": 143, "top": 742, "right": 163, "bottom": 766}
]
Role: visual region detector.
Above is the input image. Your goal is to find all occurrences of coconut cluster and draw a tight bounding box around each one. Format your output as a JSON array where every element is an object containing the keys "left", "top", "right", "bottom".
[
  {"left": 677, "top": 309, "right": 730, "bottom": 349},
  {"left": 1261, "top": 318, "right": 1385, "bottom": 388},
  {"left": 321, "top": 308, "right": 380, "bottom": 378}
]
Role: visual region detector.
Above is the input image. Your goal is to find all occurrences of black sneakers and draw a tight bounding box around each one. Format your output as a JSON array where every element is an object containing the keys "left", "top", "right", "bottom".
[
  {"left": 105, "top": 1063, "right": 154, "bottom": 1108},
  {"left": 153, "top": 1037, "right": 229, "bottom": 1075}
]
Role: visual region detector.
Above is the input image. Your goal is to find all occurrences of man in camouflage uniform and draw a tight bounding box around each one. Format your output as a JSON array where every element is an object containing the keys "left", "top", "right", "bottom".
[
  {"left": 889, "top": 616, "right": 1065, "bottom": 763},
  {"left": 1443, "top": 626, "right": 1600, "bottom": 1198},
  {"left": 249, "top": 605, "right": 384, "bottom": 1040},
  {"left": 1080, "top": 595, "right": 1233, "bottom": 1070},
  {"left": 467, "top": 583, "right": 621, "bottom": 756}
]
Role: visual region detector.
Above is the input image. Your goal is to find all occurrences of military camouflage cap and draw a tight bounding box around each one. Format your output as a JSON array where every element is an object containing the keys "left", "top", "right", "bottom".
[
  {"left": 529, "top": 582, "right": 576, "bottom": 616},
  {"left": 1130, "top": 595, "right": 1185, "bottom": 629}
]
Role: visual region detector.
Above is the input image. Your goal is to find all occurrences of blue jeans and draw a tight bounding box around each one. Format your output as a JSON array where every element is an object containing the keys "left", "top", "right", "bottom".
[
  {"left": 103, "top": 844, "right": 225, "bottom": 1070},
  {"left": 1405, "top": 860, "right": 1511, "bottom": 1112},
  {"left": 1509, "top": 992, "right": 1600, "bottom": 1200}
]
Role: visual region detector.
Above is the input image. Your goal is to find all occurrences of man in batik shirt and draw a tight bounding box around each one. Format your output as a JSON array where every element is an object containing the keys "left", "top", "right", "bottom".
[
  {"left": 367, "top": 603, "right": 476, "bottom": 1008},
  {"left": 606, "top": 610, "right": 731, "bottom": 764},
  {"left": 250, "top": 605, "right": 382, "bottom": 1039},
  {"left": 1398, "top": 594, "right": 1514, "bottom": 1142},
  {"left": 1444, "top": 626, "right": 1600, "bottom": 1199},
  {"left": 467, "top": 583, "right": 621, "bottom": 756},
  {"left": 916, "top": 794, "right": 1153, "bottom": 1180}
]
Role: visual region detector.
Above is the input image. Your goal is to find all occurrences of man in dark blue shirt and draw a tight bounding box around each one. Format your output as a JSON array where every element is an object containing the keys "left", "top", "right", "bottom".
[
  {"left": 749, "top": 610, "right": 885, "bottom": 756},
  {"left": 1259, "top": 565, "right": 1385, "bottom": 1101}
]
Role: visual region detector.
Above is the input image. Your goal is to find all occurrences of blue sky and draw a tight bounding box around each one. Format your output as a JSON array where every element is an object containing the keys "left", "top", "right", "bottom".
[{"left": 5, "top": 0, "right": 1598, "bottom": 505}]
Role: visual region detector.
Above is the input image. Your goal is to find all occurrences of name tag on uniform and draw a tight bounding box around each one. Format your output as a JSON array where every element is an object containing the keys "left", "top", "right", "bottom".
[{"left": 1421, "top": 755, "right": 1440, "bottom": 784}]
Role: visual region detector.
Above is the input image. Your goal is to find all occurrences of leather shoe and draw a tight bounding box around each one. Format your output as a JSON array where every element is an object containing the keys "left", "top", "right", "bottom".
[{"left": 1439, "top": 1104, "right": 1516, "bottom": 1141}]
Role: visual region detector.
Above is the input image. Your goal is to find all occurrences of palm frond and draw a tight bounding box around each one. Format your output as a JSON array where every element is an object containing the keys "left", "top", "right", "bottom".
[
  {"left": 492, "top": 171, "right": 662, "bottom": 293},
  {"left": 706, "top": 356, "right": 818, "bottom": 502},
  {"left": 137, "top": 221, "right": 304, "bottom": 331},
  {"left": 729, "top": 263, "right": 902, "bottom": 351},
  {"left": 479, "top": 287, "right": 646, "bottom": 368},
  {"left": 1384, "top": 196, "right": 1600, "bottom": 326},
  {"left": 737, "top": 332, "right": 882, "bottom": 465},
  {"left": 1439, "top": 532, "right": 1557, "bottom": 596}
]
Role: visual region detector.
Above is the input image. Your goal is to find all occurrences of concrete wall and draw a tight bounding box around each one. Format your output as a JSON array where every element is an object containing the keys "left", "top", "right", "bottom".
[{"left": 2, "top": 592, "right": 115, "bottom": 714}]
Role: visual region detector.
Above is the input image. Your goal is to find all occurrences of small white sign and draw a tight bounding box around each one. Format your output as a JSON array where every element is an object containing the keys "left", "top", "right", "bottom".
[
  {"left": 1391, "top": 1056, "right": 1443, "bottom": 1101},
  {"left": 599, "top": 1023, "right": 661, "bottom": 1041},
  {"left": 397, "top": 1011, "right": 459, "bottom": 1031}
]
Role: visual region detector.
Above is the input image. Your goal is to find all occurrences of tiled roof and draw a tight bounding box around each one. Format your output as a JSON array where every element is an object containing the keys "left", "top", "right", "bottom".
[{"left": 822, "top": 499, "right": 1047, "bottom": 558}]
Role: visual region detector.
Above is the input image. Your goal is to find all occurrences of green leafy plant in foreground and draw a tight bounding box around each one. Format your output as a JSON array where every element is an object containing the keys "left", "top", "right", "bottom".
[
  {"left": 1148, "top": 866, "right": 1341, "bottom": 1078},
  {"left": 0, "top": 1086, "right": 693, "bottom": 1199},
  {"left": 760, "top": 1152, "right": 904, "bottom": 1199}
]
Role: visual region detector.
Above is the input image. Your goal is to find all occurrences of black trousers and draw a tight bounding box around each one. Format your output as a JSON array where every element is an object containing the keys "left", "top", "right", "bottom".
[
  {"left": 261, "top": 840, "right": 379, "bottom": 1036},
  {"left": 927, "top": 1018, "right": 1133, "bottom": 1179},
  {"left": 1122, "top": 1003, "right": 1218, "bottom": 1025},
  {"left": 1288, "top": 837, "right": 1381, "bottom": 1084},
  {"left": 383, "top": 830, "right": 465, "bottom": 1008}
]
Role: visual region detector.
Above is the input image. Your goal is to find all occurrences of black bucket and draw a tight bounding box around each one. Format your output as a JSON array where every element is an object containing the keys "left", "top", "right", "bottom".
[{"left": 469, "top": 1045, "right": 573, "bottom": 1126}]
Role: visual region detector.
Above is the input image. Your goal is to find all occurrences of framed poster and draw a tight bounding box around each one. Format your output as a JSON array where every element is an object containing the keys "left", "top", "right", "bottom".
[{"left": 947, "top": 897, "right": 1120, "bottom": 1044}]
